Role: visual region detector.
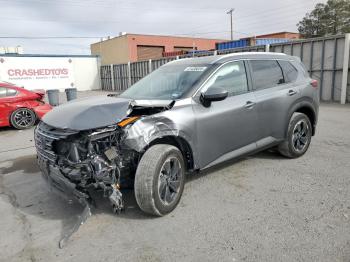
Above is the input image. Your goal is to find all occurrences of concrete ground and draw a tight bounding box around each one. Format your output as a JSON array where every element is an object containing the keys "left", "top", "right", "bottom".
[{"left": 0, "top": 96, "right": 350, "bottom": 261}]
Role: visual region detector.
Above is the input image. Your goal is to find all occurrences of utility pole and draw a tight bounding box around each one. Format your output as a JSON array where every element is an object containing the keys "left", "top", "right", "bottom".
[{"left": 227, "top": 8, "right": 234, "bottom": 41}]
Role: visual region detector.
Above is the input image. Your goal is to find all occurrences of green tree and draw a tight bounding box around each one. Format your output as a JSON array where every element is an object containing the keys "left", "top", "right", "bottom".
[{"left": 297, "top": 0, "right": 350, "bottom": 38}]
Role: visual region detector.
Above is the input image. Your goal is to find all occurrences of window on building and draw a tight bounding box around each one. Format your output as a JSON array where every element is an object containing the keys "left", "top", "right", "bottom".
[
  {"left": 278, "top": 60, "right": 298, "bottom": 83},
  {"left": 250, "top": 60, "right": 284, "bottom": 90},
  {"left": 202, "top": 61, "right": 248, "bottom": 96}
]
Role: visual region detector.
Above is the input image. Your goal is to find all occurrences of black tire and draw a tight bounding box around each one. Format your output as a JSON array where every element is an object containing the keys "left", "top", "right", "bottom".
[
  {"left": 10, "top": 108, "right": 37, "bottom": 130},
  {"left": 278, "top": 112, "right": 312, "bottom": 158},
  {"left": 134, "top": 144, "right": 185, "bottom": 216}
]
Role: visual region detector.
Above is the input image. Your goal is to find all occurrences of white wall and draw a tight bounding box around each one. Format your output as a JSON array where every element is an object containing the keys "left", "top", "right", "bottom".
[
  {"left": 0, "top": 55, "right": 100, "bottom": 91},
  {"left": 72, "top": 57, "right": 100, "bottom": 91}
]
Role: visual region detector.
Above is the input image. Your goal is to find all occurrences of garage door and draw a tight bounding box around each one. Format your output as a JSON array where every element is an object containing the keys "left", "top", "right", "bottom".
[{"left": 137, "top": 45, "right": 164, "bottom": 61}]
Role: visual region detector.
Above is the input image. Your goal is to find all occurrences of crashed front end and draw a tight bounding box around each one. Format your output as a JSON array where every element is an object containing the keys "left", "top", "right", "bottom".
[{"left": 34, "top": 120, "right": 139, "bottom": 213}]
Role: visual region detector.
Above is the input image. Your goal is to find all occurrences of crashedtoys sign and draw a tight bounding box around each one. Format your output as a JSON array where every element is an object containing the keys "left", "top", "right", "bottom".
[{"left": 0, "top": 56, "right": 74, "bottom": 90}]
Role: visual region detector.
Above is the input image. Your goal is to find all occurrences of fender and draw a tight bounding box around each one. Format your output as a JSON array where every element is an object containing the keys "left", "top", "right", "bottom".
[{"left": 122, "top": 116, "right": 198, "bottom": 167}]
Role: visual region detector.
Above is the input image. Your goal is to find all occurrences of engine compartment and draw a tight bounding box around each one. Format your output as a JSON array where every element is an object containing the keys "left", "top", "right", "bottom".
[{"left": 35, "top": 122, "right": 140, "bottom": 214}]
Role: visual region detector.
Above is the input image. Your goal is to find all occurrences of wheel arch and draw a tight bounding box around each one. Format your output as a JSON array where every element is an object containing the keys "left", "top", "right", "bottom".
[
  {"left": 147, "top": 136, "right": 195, "bottom": 171},
  {"left": 287, "top": 99, "right": 317, "bottom": 136},
  {"left": 9, "top": 106, "right": 37, "bottom": 118}
]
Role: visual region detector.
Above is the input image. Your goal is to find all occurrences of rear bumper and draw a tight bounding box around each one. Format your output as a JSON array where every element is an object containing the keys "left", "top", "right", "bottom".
[{"left": 37, "top": 156, "right": 90, "bottom": 204}]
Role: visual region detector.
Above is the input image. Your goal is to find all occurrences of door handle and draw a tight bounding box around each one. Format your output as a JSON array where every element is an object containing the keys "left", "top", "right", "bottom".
[
  {"left": 288, "top": 89, "right": 297, "bottom": 96},
  {"left": 244, "top": 101, "right": 256, "bottom": 109}
]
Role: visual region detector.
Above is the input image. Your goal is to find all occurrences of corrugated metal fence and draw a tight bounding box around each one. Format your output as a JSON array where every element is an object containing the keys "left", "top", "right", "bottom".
[{"left": 100, "top": 34, "right": 350, "bottom": 103}]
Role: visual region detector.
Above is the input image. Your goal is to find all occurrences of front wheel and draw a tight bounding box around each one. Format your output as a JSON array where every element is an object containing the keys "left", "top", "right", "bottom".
[
  {"left": 278, "top": 112, "right": 312, "bottom": 158},
  {"left": 134, "top": 144, "right": 185, "bottom": 216}
]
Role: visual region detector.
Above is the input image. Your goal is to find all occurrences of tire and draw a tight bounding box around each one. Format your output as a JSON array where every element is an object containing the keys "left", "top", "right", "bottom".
[
  {"left": 134, "top": 144, "right": 186, "bottom": 216},
  {"left": 278, "top": 112, "right": 312, "bottom": 158},
  {"left": 10, "top": 108, "right": 37, "bottom": 130}
]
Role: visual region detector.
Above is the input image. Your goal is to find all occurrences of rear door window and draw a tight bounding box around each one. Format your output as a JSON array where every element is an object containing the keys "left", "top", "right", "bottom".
[
  {"left": 250, "top": 60, "right": 284, "bottom": 90},
  {"left": 6, "top": 88, "right": 17, "bottom": 97},
  {"left": 0, "top": 87, "right": 7, "bottom": 98},
  {"left": 278, "top": 60, "right": 298, "bottom": 83}
]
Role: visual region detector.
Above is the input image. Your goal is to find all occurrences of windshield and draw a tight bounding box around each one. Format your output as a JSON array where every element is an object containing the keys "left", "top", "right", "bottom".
[{"left": 119, "top": 63, "right": 209, "bottom": 100}]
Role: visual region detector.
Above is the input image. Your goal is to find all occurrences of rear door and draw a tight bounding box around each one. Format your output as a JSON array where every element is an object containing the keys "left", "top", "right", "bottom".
[
  {"left": 193, "top": 60, "right": 259, "bottom": 168},
  {"left": 248, "top": 59, "right": 301, "bottom": 143}
]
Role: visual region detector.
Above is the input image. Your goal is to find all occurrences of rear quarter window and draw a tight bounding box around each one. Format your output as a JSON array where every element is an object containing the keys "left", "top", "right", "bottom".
[{"left": 278, "top": 60, "right": 298, "bottom": 83}]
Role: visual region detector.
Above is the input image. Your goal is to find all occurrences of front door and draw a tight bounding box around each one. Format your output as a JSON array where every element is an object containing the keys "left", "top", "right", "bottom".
[{"left": 193, "top": 60, "right": 258, "bottom": 168}]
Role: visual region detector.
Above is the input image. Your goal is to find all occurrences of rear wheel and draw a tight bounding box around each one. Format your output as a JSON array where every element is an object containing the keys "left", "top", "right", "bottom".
[
  {"left": 278, "top": 112, "right": 312, "bottom": 158},
  {"left": 134, "top": 144, "right": 185, "bottom": 216},
  {"left": 10, "top": 108, "right": 36, "bottom": 129}
]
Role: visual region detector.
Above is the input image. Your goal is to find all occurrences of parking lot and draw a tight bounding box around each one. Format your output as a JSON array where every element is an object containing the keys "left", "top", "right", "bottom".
[{"left": 1, "top": 97, "right": 350, "bottom": 261}]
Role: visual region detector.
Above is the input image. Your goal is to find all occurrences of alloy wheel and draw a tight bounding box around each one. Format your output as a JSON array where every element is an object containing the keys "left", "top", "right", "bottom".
[
  {"left": 292, "top": 119, "right": 309, "bottom": 152},
  {"left": 13, "top": 109, "right": 35, "bottom": 128},
  {"left": 158, "top": 156, "right": 182, "bottom": 205}
]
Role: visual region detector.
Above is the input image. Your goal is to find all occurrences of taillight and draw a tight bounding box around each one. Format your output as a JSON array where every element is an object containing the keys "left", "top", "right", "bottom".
[{"left": 311, "top": 79, "right": 318, "bottom": 88}]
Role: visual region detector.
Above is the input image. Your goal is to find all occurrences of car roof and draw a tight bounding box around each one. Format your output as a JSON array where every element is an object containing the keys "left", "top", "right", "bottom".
[
  {"left": 0, "top": 82, "right": 25, "bottom": 91},
  {"left": 0, "top": 81, "right": 16, "bottom": 87},
  {"left": 166, "top": 52, "right": 292, "bottom": 66}
]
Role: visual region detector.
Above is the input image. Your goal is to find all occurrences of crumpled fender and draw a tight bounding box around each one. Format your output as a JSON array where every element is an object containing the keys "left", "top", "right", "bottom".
[{"left": 122, "top": 115, "right": 196, "bottom": 159}]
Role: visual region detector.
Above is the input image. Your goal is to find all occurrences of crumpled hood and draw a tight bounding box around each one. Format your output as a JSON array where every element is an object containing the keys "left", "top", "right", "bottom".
[
  {"left": 42, "top": 95, "right": 174, "bottom": 131},
  {"left": 43, "top": 96, "right": 131, "bottom": 130}
]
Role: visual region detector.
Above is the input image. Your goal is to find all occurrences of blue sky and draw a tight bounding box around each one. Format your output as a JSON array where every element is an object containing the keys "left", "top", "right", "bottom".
[{"left": 0, "top": 0, "right": 326, "bottom": 54}]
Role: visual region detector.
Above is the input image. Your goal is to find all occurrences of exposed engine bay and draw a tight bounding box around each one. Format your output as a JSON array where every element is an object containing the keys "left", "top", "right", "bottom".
[
  {"left": 54, "top": 125, "right": 140, "bottom": 211},
  {"left": 35, "top": 123, "right": 138, "bottom": 215}
]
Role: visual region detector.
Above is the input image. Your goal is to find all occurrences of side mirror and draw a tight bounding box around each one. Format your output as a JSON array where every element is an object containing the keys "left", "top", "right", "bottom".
[{"left": 200, "top": 87, "right": 228, "bottom": 107}]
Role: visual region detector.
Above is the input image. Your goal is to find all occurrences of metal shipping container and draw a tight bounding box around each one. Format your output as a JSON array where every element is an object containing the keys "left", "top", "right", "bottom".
[{"left": 216, "top": 39, "right": 249, "bottom": 50}]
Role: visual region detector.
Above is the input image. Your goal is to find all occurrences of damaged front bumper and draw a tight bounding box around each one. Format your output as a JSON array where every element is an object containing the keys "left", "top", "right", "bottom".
[
  {"left": 38, "top": 156, "right": 90, "bottom": 204},
  {"left": 34, "top": 122, "right": 126, "bottom": 213},
  {"left": 38, "top": 155, "right": 124, "bottom": 212}
]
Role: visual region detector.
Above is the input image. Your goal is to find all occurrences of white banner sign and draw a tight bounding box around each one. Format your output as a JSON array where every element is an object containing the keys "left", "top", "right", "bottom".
[{"left": 0, "top": 56, "right": 75, "bottom": 90}]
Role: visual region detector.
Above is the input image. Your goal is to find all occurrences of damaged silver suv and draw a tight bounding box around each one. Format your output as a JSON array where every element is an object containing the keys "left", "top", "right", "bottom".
[{"left": 35, "top": 52, "right": 319, "bottom": 216}]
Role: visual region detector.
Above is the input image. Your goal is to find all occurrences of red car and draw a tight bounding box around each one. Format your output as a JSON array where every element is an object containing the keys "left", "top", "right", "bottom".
[{"left": 0, "top": 82, "right": 52, "bottom": 129}]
